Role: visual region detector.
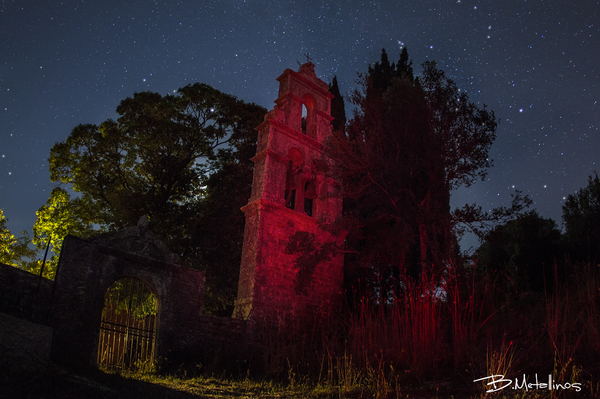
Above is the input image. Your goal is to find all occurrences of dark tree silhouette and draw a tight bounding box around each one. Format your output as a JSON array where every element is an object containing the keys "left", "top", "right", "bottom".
[
  {"left": 475, "top": 210, "right": 563, "bottom": 293},
  {"left": 562, "top": 172, "right": 600, "bottom": 265},
  {"left": 37, "top": 83, "right": 265, "bottom": 313},
  {"left": 329, "top": 75, "right": 346, "bottom": 133},
  {"left": 327, "top": 48, "right": 523, "bottom": 298}
]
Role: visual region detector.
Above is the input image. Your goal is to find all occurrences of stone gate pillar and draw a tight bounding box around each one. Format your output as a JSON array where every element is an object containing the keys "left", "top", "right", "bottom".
[{"left": 233, "top": 63, "right": 343, "bottom": 328}]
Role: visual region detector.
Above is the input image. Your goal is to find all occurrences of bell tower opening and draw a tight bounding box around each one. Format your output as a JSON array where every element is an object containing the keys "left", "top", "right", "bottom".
[
  {"left": 301, "top": 94, "right": 316, "bottom": 139},
  {"left": 283, "top": 148, "right": 318, "bottom": 216},
  {"left": 304, "top": 180, "right": 315, "bottom": 216},
  {"left": 301, "top": 104, "right": 308, "bottom": 135},
  {"left": 284, "top": 148, "right": 304, "bottom": 211}
]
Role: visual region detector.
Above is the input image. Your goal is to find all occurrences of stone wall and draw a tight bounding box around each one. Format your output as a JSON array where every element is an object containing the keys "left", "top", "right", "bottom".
[
  {"left": 1, "top": 231, "right": 249, "bottom": 374},
  {"left": 192, "top": 315, "right": 248, "bottom": 371},
  {"left": 235, "top": 203, "right": 343, "bottom": 325},
  {"left": 0, "top": 263, "right": 53, "bottom": 324},
  {"left": 198, "top": 315, "right": 246, "bottom": 346}
]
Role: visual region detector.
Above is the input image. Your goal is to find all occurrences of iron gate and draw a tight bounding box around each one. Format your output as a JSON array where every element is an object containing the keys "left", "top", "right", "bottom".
[{"left": 97, "top": 278, "right": 157, "bottom": 371}]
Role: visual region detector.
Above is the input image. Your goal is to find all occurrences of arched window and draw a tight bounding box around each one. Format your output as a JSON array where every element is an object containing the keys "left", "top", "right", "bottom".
[
  {"left": 301, "top": 104, "right": 308, "bottom": 135},
  {"left": 285, "top": 149, "right": 304, "bottom": 210},
  {"left": 97, "top": 277, "right": 157, "bottom": 371},
  {"left": 284, "top": 148, "right": 317, "bottom": 216},
  {"left": 304, "top": 180, "right": 315, "bottom": 216},
  {"left": 301, "top": 94, "right": 316, "bottom": 138}
]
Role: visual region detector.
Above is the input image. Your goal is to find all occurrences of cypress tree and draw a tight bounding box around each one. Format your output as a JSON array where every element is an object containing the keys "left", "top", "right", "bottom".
[{"left": 329, "top": 75, "right": 346, "bottom": 133}]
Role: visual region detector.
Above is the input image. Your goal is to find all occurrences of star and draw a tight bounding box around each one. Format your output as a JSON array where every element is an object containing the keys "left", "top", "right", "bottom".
[{"left": 0, "top": 0, "right": 597, "bottom": 255}]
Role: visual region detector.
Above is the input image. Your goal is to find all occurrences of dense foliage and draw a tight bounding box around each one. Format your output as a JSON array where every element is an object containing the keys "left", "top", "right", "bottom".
[
  {"left": 32, "top": 83, "right": 265, "bottom": 313},
  {"left": 3, "top": 54, "right": 600, "bottom": 393},
  {"left": 8, "top": 54, "right": 594, "bottom": 314},
  {"left": 473, "top": 173, "right": 600, "bottom": 294},
  {"left": 562, "top": 172, "right": 600, "bottom": 264},
  {"left": 474, "top": 210, "right": 563, "bottom": 293},
  {"left": 326, "top": 48, "right": 526, "bottom": 297},
  {"left": 0, "top": 209, "right": 36, "bottom": 268}
]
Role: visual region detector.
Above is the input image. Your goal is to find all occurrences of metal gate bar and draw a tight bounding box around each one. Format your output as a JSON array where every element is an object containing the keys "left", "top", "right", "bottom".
[{"left": 97, "top": 278, "right": 156, "bottom": 371}]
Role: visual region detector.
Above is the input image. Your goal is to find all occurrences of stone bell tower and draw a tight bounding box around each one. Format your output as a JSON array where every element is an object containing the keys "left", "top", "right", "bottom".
[{"left": 233, "top": 63, "right": 343, "bottom": 325}]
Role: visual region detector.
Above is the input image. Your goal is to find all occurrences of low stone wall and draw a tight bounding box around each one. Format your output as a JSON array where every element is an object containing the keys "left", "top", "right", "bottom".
[
  {"left": 0, "top": 263, "right": 53, "bottom": 324},
  {"left": 0, "top": 239, "right": 252, "bottom": 375},
  {"left": 191, "top": 315, "right": 248, "bottom": 372},
  {"left": 0, "top": 312, "right": 53, "bottom": 377},
  {"left": 198, "top": 314, "right": 246, "bottom": 347}
]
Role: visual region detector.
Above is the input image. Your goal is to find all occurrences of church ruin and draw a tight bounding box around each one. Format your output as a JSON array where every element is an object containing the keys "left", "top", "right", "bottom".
[
  {"left": 0, "top": 62, "right": 343, "bottom": 372},
  {"left": 233, "top": 62, "right": 344, "bottom": 325}
]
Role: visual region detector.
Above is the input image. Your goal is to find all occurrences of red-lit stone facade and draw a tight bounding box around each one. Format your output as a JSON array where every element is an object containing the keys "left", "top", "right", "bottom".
[{"left": 233, "top": 63, "right": 344, "bottom": 326}]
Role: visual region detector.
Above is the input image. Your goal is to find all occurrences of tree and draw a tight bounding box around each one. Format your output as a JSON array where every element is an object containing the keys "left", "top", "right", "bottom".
[
  {"left": 49, "top": 84, "right": 258, "bottom": 237},
  {"left": 327, "top": 48, "right": 527, "bottom": 297},
  {"left": 29, "top": 187, "right": 98, "bottom": 279},
  {"left": 329, "top": 75, "right": 346, "bottom": 133},
  {"left": 562, "top": 172, "right": 600, "bottom": 264},
  {"left": 419, "top": 61, "right": 496, "bottom": 191},
  {"left": 37, "top": 83, "right": 266, "bottom": 312},
  {"left": 185, "top": 98, "right": 265, "bottom": 315},
  {"left": 474, "top": 210, "right": 563, "bottom": 293},
  {"left": 327, "top": 49, "right": 452, "bottom": 294},
  {"left": 0, "top": 208, "right": 37, "bottom": 268}
]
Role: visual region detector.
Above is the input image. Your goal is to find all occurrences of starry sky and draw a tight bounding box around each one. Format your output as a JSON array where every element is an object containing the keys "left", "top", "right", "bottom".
[{"left": 1, "top": 0, "right": 598, "bottom": 251}]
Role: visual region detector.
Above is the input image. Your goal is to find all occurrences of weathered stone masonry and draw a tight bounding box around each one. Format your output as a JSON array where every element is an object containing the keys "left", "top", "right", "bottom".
[
  {"left": 49, "top": 227, "right": 208, "bottom": 368},
  {"left": 233, "top": 62, "right": 344, "bottom": 327}
]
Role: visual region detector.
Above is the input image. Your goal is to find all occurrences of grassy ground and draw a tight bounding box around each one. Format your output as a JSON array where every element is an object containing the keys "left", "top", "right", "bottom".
[
  {"left": 2, "top": 367, "right": 306, "bottom": 399},
  {"left": 0, "top": 367, "right": 443, "bottom": 399},
  {"left": 2, "top": 365, "right": 596, "bottom": 399},
  {"left": 3, "top": 262, "right": 598, "bottom": 398}
]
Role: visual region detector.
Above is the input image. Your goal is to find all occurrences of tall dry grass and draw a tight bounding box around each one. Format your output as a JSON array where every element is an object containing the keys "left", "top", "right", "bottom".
[
  {"left": 346, "top": 280, "right": 442, "bottom": 378},
  {"left": 250, "top": 260, "right": 600, "bottom": 397}
]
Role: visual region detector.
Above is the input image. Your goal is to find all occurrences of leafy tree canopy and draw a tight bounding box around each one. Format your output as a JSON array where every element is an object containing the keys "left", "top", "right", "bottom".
[
  {"left": 562, "top": 172, "right": 600, "bottom": 264},
  {"left": 27, "top": 187, "right": 99, "bottom": 279},
  {"left": 0, "top": 208, "right": 37, "bottom": 268},
  {"left": 327, "top": 48, "right": 529, "bottom": 295},
  {"left": 49, "top": 83, "right": 260, "bottom": 235},
  {"left": 474, "top": 210, "right": 563, "bottom": 293},
  {"left": 35, "top": 83, "right": 266, "bottom": 313}
]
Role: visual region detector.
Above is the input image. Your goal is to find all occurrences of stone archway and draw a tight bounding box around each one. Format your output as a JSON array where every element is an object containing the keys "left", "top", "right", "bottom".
[
  {"left": 49, "top": 225, "right": 206, "bottom": 369},
  {"left": 97, "top": 277, "right": 157, "bottom": 371}
]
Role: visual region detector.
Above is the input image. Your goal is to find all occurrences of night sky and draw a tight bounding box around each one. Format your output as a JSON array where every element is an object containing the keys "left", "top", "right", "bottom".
[{"left": 1, "top": 1, "right": 598, "bottom": 251}]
